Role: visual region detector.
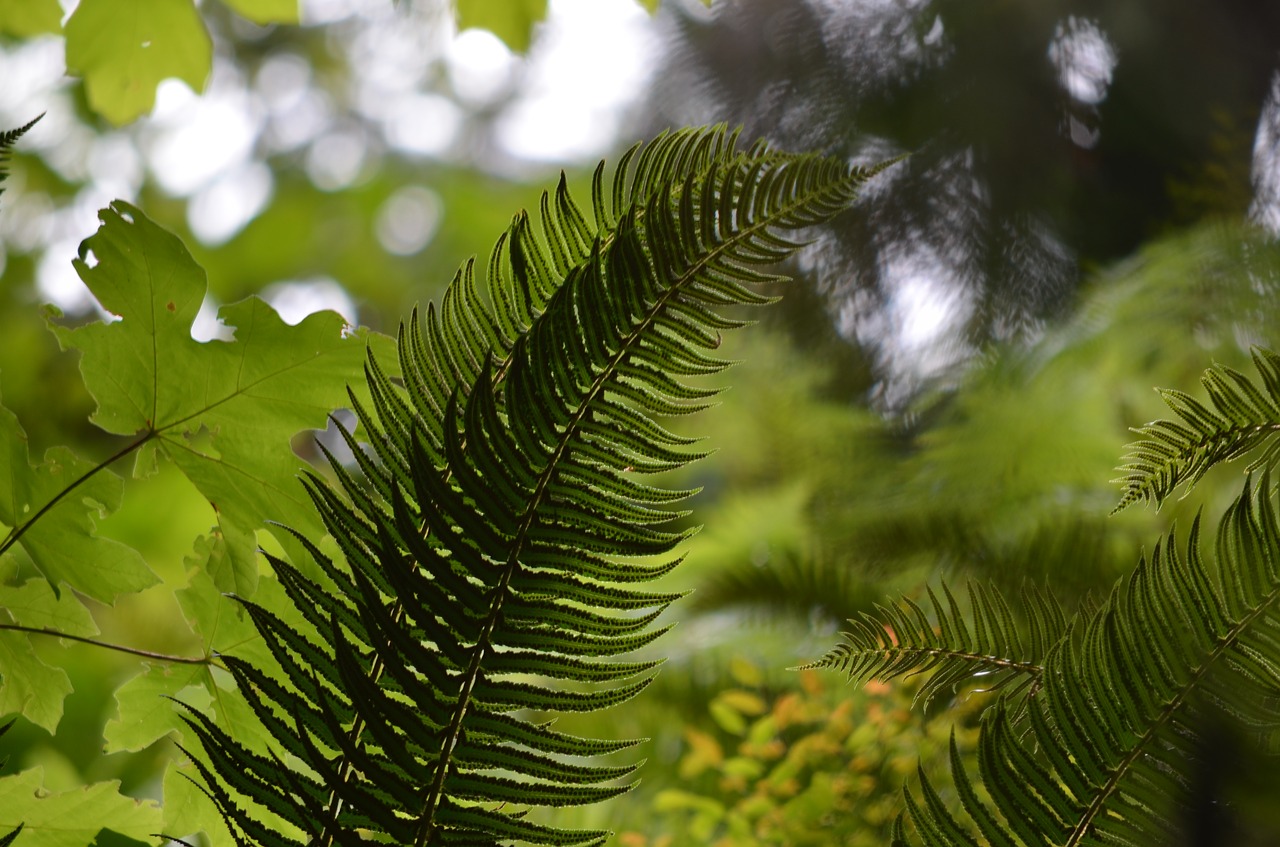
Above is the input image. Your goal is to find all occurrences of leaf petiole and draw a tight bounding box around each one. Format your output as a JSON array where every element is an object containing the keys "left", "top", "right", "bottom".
[
  {"left": 0, "top": 621, "right": 216, "bottom": 666},
  {"left": 0, "top": 430, "right": 155, "bottom": 559}
]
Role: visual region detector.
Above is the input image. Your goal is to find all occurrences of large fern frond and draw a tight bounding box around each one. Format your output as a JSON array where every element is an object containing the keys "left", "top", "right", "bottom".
[
  {"left": 893, "top": 473, "right": 1280, "bottom": 846},
  {"left": 801, "top": 581, "right": 1067, "bottom": 709},
  {"left": 181, "top": 127, "right": 883, "bottom": 846},
  {"left": 1114, "top": 347, "right": 1280, "bottom": 512}
]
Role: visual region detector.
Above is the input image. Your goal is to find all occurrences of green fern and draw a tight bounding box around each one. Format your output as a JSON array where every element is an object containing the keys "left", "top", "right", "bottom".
[
  {"left": 801, "top": 581, "right": 1067, "bottom": 709},
  {"left": 890, "top": 473, "right": 1280, "bottom": 846},
  {"left": 179, "top": 127, "right": 883, "bottom": 846},
  {"left": 811, "top": 349, "right": 1280, "bottom": 845},
  {"left": 1114, "top": 347, "right": 1280, "bottom": 511},
  {"left": 0, "top": 114, "right": 40, "bottom": 209}
]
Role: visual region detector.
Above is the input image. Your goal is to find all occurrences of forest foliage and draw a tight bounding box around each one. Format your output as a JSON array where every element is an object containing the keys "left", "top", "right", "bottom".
[{"left": 3, "top": 1, "right": 1280, "bottom": 846}]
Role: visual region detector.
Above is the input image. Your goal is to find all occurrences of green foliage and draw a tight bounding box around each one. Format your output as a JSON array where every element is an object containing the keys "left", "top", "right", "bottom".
[
  {"left": 622, "top": 667, "right": 982, "bottom": 847},
  {"left": 1116, "top": 348, "right": 1280, "bottom": 511},
  {"left": 0, "top": 115, "right": 40, "bottom": 207},
  {"left": 0, "top": 196, "right": 381, "bottom": 843},
  {"left": 804, "top": 582, "right": 1067, "bottom": 710},
  {"left": 63, "top": 0, "right": 214, "bottom": 126},
  {"left": 49, "top": 202, "right": 389, "bottom": 596},
  {"left": 455, "top": 0, "right": 549, "bottom": 52},
  {"left": 183, "top": 127, "right": 879, "bottom": 847},
  {"left": 812, "top": 356, "right": 1280, "bottom": 845},
  {"left": 0, "top": 766, "right": 161, "bottom": 847},
  {"left": 0, "top": 0, "right": 60, "bottom": 37},
  {"left": 17, "top": 0, "right": 299, "bottom": 126}
]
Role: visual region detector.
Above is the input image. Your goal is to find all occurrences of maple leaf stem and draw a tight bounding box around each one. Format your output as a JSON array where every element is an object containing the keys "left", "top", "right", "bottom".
[
  {"left": 0, "top": 622, "right": 216, "bottom": 666},
  {"left": 0, "top": 431, "right": 154, "bottom": 559}
]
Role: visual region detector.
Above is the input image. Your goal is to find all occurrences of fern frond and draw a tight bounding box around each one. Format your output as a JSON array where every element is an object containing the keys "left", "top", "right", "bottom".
[
  {"left": 185, "top": 127, "right": 882, "bottom": 846},
  {"left": 894, "top": 473, "right": 1280, "bottom": 846},
  {"left": 800, "top": 581, "right": 1064, "bottom": 709},
  {"left": 0, "top": 114, "right": 40, "bottom": 208},
  {"left": 1114, "top": 347, "right": 1280, "bottom": 512}
]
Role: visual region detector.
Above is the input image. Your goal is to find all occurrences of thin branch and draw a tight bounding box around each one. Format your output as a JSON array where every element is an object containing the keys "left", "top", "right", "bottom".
[
  {"left": 0, "top": 431, "right": 155, "bottom": 558},
  {"left": 0, "top": 622, "right": 215, "bottom": 666}
]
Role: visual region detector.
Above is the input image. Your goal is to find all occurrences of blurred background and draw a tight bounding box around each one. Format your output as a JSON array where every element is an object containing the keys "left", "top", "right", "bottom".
[{"left": 4, "top": 0, "right": 1280, "bottom": 843}]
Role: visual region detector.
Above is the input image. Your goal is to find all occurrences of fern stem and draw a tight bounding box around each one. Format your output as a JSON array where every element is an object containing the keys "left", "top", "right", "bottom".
[
  {"left": 0, "top": 622, "right": 216, "bottom": 666},
  {"left": 0, "top": 432, "right": 154, "bottom": 559},
  {"left": 876, "top": 646, "right": 1044, "bottom": 678}
]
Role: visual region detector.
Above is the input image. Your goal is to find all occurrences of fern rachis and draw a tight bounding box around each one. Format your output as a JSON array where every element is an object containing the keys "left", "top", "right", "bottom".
[{"left": 179, "top": 127, "right": 885, "bottom": 846}]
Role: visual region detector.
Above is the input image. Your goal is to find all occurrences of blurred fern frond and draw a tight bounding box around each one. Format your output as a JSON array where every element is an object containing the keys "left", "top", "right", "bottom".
[{"left": 180, "top": 126, "right": 884, "bottom": 847}]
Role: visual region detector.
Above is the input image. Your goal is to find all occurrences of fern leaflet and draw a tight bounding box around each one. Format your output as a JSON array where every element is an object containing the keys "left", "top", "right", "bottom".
[{"left": 801, "top": 581, "right": 1066, "bottom": 709}]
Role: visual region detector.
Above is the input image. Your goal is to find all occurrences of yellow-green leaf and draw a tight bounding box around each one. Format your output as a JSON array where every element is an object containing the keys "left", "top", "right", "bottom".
[
  {"left": 0, "top": 633, "right": 72, "bottom": 733},
  {"left": 0, "top": 769, "right": 162, "bottom": 847},
  {"left": 0, "top": 395, "right": 156, "bottom": 603},
  {"left": 103, "top": 664, "right": 205, "bottom": 753},
  {"left": 0, "top": 579, "right": 99, "bottom": 638},
  {"left": 0, "top": 0, "right": 61, "bottom": 36},
  {"left": 49, "top": 203, "right": 390, "bottom": 589},
  {"left": 64, "top": 0, "right": 211, "bottom": 125},
  {"left": 455, "top": 0, "right": 547, "bottom": 53},
  {"left": 220, "top": 0, "right": 298, "bottom": 24}
]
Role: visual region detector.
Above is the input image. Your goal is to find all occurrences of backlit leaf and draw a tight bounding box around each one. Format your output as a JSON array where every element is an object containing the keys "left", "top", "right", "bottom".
[
  {"left": 0, "top": 633, "right": 72, "bottom": 733},
  {"left": 49, "top": 203, "right": 389, "bottom": 591},
  {"left": 0, "top": 769, "right": 161, "bottom": 847},
  {"left": 455, "top": 0, "right": 547, "bottom": 53},
  {"left": 64, "top": 0, "right": 211, "bottom": 125},
  {"left": 0, "top": 578, "right": 99, "bottom": 637},
  {"left": 0, "top": 394, "right": 155, "bottom": 603},
  {"left": 221, "top": 0, "right": 299, "bottom": 25},
  {"left": 0, "top": 0, "right": 60, "bottom": 36},
  {"left": 103, "top": 664, "right": 205, "bottom": 753}
]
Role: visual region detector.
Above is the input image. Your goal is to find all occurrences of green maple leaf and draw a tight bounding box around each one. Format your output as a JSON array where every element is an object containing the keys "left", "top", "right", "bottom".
[
  {"left": 0, "top": 0, "right": 61, "bottom": 37},
  {"left": 456, "top": 0, "right": 548, "bottom": 53},
  {"left": 0, "top": 395, "right": 155, "bottom": 603},
  {"left": 0, "top": 579, "right": 104, "bottom": 732},
  {"left": 103, "top": 663, "right": 206, "bottom": 754},
  {"left": 0, "top": 633, "right": 72, "bottom": 734},
  {"left": 221, "top": 0, "right": 299, "bottom": 25},
  {"left": 64, "top": 0, "right": 211, "bottom": 125},
  {"left": 0, "top": 578, "right": 100, "bottom": 637},
  {"left": 49, "top": 202, "right": 390, "bottom": 596},
  {"left": 0, "top": 769, "right": 161, "bottom": 847}
]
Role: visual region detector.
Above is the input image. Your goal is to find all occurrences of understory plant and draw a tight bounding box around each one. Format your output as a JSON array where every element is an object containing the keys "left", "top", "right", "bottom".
[
  {"left": 807, "top": 349, "right": 1280, "bottom": 845},
  {"left": 4, "top": 108, "right": 1280, "bottom": 847}
]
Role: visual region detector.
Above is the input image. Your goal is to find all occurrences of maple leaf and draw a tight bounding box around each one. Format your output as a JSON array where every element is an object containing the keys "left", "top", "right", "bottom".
[
  {"left": 64, "top": 0, "right": 211, "bottom": 126},
  {"left": 0, "top": 394, "right": 154, "bottom": 603},
  {"left": 0, "top": 769, "right": 162, "bottom": 847},
  {"left": 48, "top": 202, "right": 391, "bottom": 596}
]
